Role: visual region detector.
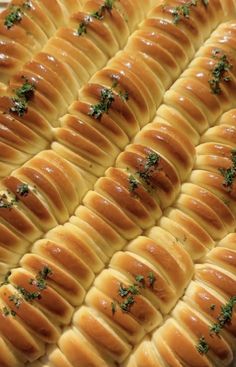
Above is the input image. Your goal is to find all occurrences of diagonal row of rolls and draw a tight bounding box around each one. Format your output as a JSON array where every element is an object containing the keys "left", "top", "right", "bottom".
[
  {"left": 1, "top": 1, "right": 236, "bottom": 365},
  {"left": 0, "top": 0, "right": 155, "bottom": 177},
  {"left": 0, "top": 0, "right": 84, "bottom": 84}
]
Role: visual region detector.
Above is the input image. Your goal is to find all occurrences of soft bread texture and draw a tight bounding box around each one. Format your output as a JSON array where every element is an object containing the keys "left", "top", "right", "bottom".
[
  {"left": 1, "top": 0, "right": 236, "bottom": 366},
  {"left": 0, "top": 0, "right": 156, "bottom": 177},
  {"left": 126, "top": 234, "right": 236, "bottom": 367},
  {"left": 0, "top": 0, "right": 83, "bottom": 83}
]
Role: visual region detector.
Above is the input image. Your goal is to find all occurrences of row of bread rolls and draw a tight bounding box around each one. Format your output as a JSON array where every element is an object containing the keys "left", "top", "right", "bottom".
[
  {"left": 121, "top": 108, "right": 236, "bottom": 366},
  {"left": 0, "top": 0, "right": 172, "bottom": 282},
  {"left": 0, "top": 0, "right": 203, "bottom": 276},
  {"left": 0, "top": 2, "right": 235, "bottom": 365},
  {"left": 125, "top": 233, "right": 236, "bottom": 367},
  {"left": 4, "top": 16, "right": 235, "bottom": 365},
  {"left": 55, "top": 107, "right": 236, "bottom": 366},
  {"left": 0, "top": 7, "right": 234, "bottom": 365},
  {"left": 27, "top": 20, "right": 236, "bottom": 366},
  {"left": 0, "top": 0, "right": 84, "bottom": 84},
  {"left": 0, "top": 150, "right": 88, "bottom": 279},
  {"left": 0, "top": 0, "right": 157, "bottom": 179},
  {"left": 0, "top": 0, "right": 220, "bottom": 275},
  {"left": 51, "top": 0, "right": 223, "bottom": 184},
  {"left": 158, "top": 106, "right": 236, "bottom": 260}
]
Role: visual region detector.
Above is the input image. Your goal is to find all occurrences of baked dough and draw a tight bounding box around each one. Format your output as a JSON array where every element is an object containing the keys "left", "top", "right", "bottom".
[{"left": 1, "top": 0, "right": 236, "bottom": 366}]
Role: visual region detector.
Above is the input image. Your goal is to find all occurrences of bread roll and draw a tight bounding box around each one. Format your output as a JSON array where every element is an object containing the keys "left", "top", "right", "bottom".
[{"left": 0, "top": 0, "right": 82, "bottom": 82}]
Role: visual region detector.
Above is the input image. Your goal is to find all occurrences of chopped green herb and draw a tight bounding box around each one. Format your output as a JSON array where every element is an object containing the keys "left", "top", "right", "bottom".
[
  {"left": 210, "top": 296, "right": 236, "bottom": 335},
  {"left": 77, "top": 20, "right": 88, "bottom": 36},
  {"left": 128, "top": 175, "right": 139, "bottom": 193},
  {"left": 4, "top": 1, "right": 31, "bottom": 29},
  {"left": 10, "top": 77, "right": 35, "bottom": 117},
  {"left": 0, "top": 271, "right": 11, "bottom": 286},
  {"left": 219, "top": 150, "right": 236, "bottom": 189},
  {"left": 89, "top": 87, "right": 114, "bottom": 119},
  {"left": 0, "top": 193, "right": 17, "bottom": 209},
  {"left": 4, "top": 7, "right": 23, "bottom": 29},
  {"left": 127, "top": 284, "right": 140, "bottom": 295},
  {"left": 210, "top": 323, "right": 221, "bottom": 335},
  {"left": 17, "top": 183, "right": 29, "bottom": 196},
  {"left": 172, "top": 0, "right": 197, "bottom": 24},
  {"left": 15, "top": 78, "right": 35, "bottom": 101},
  {"left": 145, "top": 152, "right": 160, "bottom": 169},
  {"left": 77, "top": 0, "right": 115, "bottom": 35},
  {"left": 17, "top": 286, "right": 41, "bottom": 302},
  {"left": 89, "top": 80, "right": 128, "bottom": 119},
  {"left": 23, "top": 1, "right": 32, "bottom": 10},
  {"left": 91, "top": 0, "right": 115, "bottom": 19},
  {"left": 137, "top": 152, "right": 160, "bottom": 187},
  {"left": 111, "top": 301, "right": 116, "bottom": 315},
  {"left": 171, "top": 0, "right": 208, "bottom": 24},
  {"left": 8, "top": 293, "right": 22, "bottom": 308},
  {"left": 209, "top": 50, "right": 232, "bottom": 94},
  {"left": 10, "top": 97, "right": 28, "bottom": 116},
  {"left": 119, "top": 295, "right": 135, "bottom": 312},
  {"left": 2, "top": 306, "right": 16, "bottom": 317},
  {"left": 135, "top": 274, "right": 145, "bottom": 283},
  {"left": 210, "top": 304, "right": 216, "bottom": 311},
  {"left": 118, "top": 90, "right": 129, "bottom": 102},
  {"left": 148, "top": 272, "right": 156, "bottom": 288},
  {"left": 118, "top": 284, "right": 129, "bottom": 298},
  {"left": 29, "top": 266, "right": 52, "bottom": 291},
  {"left": 196, "top": 336, "right": 209, "bottom": 355}
]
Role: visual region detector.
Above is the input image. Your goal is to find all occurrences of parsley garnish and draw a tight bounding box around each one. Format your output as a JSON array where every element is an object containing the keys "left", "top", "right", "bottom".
[
  {"left": 4, "top": 2, "right": 32, "bottom": 29},
  {"left": 0, "top": 271, "right": 11, "bottom": 286},
  {"left": 196, "top": 336, "right": 209, "bottom": 355},
  {"left": 135, "top": 274, "right": 145, "bottom": 283},
  {"left": 210, "top": 304, "right": 216, "bottom": 310},
  {"left": 210, "top": 296, "right": 236, "bottom": 335},
  {"left": 0, "top": 193, "right": 17, "bottom": 209},
  {"left": 8, "top": 267, "right": 52, "bottom": 314},
  {"left": 77, "top": 0, "right": 115, "bottom": 36},
  {"left": 29, "top": 266, "right": 52, "bottom": 291},
  {"left": 17, "top": 286, "right": 41, "bottom": 302},
  {"left": 171, "top": 0, "right": 208, "bottom": 24},
  {"left": 219, "top": 150, "right": 236, "bottom": 190},
  {"left": 112, "top": 273, "right": 157, "bottom": 314},
  {"left": 77, "top": 20, "right": 89, "bottom": 36},
  {"left": 8, "top": 293, "right": 22, "bottom": 308},
  {"left": 137, "top": 152, "right": 160, "bottom": 187},
  {"left": 10, "top": 77, "right": 35, "bottom": 117},
  {"left": 128, "top": 175, "right": 139, "bottom": 193},
  {"left": 16, "top": 183, "right": 29, "bottom": 196},
  {"left": 2, "top": 306, "right": 16, "bottom": 317},
  {"left": 172, "top": 0, "right": 197, "bottom": 24},
  {"left": 209, "top": 49, "right": 232, "bottom": 94},
  {"left": 118, "top": 284, "right": 129, "bottom": 297},
  {"left": 120, "top": 295, "right": 135, "bottom": 312},
  {"left": 148, "top": 272, "right": 156, "bottom": 288},
  {"left": 88, "top": 79, "right": 128, "bottom": 119},
  {"left": 4, "top": 7, "right": 23, "bottom": 29}
]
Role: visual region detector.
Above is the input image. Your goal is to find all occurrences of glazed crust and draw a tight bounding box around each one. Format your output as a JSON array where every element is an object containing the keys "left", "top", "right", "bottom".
[{"left": 2, "top": 1, "right": 236, "bottom": 366}]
